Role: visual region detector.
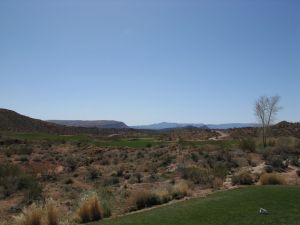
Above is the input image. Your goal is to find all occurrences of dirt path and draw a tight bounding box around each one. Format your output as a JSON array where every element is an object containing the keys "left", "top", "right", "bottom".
[{"left": 209, "top": 131, "right": 230, "bottom": 141}]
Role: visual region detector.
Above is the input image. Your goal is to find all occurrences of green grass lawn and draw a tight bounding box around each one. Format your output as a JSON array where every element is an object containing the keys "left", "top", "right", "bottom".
[
  {"left": 3, "top": 132, "right": 163, "bottom": 148},
  {"left": 91, "top": 186, "right": 300, "bottom": 225}
]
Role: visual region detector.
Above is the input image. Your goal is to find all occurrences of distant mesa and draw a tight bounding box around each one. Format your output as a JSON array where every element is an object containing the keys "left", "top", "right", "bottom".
[{"left": 48, "top": 120, "right": 128, "bottom": 129}]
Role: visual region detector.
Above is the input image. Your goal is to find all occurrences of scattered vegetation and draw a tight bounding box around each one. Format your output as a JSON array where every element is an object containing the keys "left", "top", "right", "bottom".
[
  {"left": 0, "top": 163, "right": 42, "bottom": 201},
  {"left": 0, "top": 121, "right": 299, "bottom": 224}
]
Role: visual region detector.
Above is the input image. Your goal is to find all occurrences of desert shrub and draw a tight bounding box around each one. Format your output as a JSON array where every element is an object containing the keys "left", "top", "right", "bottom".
[
  {"left": 180, "top": 167, "right": 212, "bottom": 185},
  {"left": 136, "top": 151, "right": 144, "bottom": 159},
  {"left": 0, "top": 163, "right": 41, "bottom": 200},
  {"left": 101, "top": 201, "right": 112, "bottom": 218},
  {"left": 66, "top": 156, "right": 77, "bottom": 172},
  {"left": 124, "top": 173, "right": 131, "bottom": 180},
  {"left": 191, "top": 152, "right": 199, "bottom": 162},
  {"left": 119, "top": 152, "right": 128, "bottom": 160},
  {"left": 134, "top": 173, "right": 143, "bottom": 183},
  {"left": 160, "top": 155, "right": 173, "bottom": 167},
  {"left": 146, "top": 143, "right": 152, "bottom": 148},
  {"left": 212, "top": 177, "right": 223, "bottom": 189},
  {"left": 232, "top": 172, "right": 254, "bottom": 185},
  {"left": 129, "top": 190, "right": 161, "bottom": 211},
  {"left": 266, "top": 155, "right": 288, "bottom": 172},
  {"left": 5, "top": 145, "right": 34, "bottom": 156},
  {"left": 117, "top": 166, "right": 125, "bottom": 177},
  {"left": 65, "top": 178, "right": 73, "bottom": 184},
  {"left": 87, "top": 168, "right": 101, "bottom": 180},
  {"left": 290, "top": 158, "right": 300, "bottom": 167},
  {"left": 147, "top": 173, "right": 159, "bottom": 182},
  {"left": 260, "top": 173, "right": 285, "bottom": 185},
  {"left": 14, "top": 203, "right": 43, "bottom": 225},
  {"left": 19, "top": 155, "right": 29, "bottom": 162},
  {"left": 267, "top": 138, "right": 276, "bottom": 147},
  {"left": 239, "top": 138, "right": 256, "bottom": 152},
  {"left": 77, "top": 194, "right": 103, "bottom": 223},
  {"left": 103, "top": 177, "right": 119, "bottom": 186},
  {"left": 24, "top": 181, "right": 43, "bottom": 203},
  {"left": 213, "top": 162, "right": 228, "bottom": 180},
  {"left": 100, "top": 159, "right": 110, "bottom": 165},
  {"left": 171, "top": 181, "right": 189, "bottom": 199},
  {"left": 264, "top": 165, "right": 274, "bottom": 173}
]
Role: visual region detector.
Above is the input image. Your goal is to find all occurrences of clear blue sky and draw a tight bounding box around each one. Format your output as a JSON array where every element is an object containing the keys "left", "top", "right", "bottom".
[{"left": 0, "top": 0, "right": 299, "bottom": 125}]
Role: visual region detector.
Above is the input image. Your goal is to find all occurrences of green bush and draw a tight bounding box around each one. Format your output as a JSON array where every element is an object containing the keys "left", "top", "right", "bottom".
[
  {"left": 66, "top": 156, "right": 78, "bottom": 172},
  {"left": 213, "top": 162, "right": 228, "bottom": 180},
  {"left": 239, "top": 139, "right": 256, "bottom": 152},
  {"left": 101, "top": 201, "right": 112, "bottom": 218},
  {"left": 103, "top": 177, "right": 119, "bottom": 186},
  {"left": 0, "top": 163, "right": 42, "bottom": 200},
  {"left": 191, "top": 152, "right": 199, "bottom": 162},
  {"left": 181, "top": 167, "right": 212, "bottom": 185}
]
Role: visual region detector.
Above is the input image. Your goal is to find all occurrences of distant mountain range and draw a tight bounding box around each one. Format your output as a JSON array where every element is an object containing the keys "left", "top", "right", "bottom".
[
  {"left": 131, "top": 122, "right": 258, "bottom": 130},
  {"left": 48, "top": 120, "right": 128, "bottom": 129},
  {"left": 0, "top": 108, "right": 258, "bottom": 133},
  {"left": 131, "top": 122, "right": 207, "bottom": 130}
]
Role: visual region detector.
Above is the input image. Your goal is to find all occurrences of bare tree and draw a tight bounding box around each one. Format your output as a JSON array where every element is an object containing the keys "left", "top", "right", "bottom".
[{"left": 255, "top": 95, "right": 281, "bottom": 148}]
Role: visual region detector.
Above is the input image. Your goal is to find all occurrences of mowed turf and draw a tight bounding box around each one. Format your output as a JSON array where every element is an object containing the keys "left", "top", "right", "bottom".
[
  {"left": 91, "top": 186, "right": 300, "bottom": 225},
  {"left": 3, "top": 132, "right": 164, "bottom": 148}
]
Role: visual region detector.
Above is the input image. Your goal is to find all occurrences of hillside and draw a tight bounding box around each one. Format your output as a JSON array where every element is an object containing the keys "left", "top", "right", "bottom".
[
  {"left": 48, "top": 120, "right": 128, "bottom": 129},
  {"left": 0, "top": 109, "right": 103, "bottom": 134},
  {"left": 229, "top": 121, "right": 300, "bottom": 139}
]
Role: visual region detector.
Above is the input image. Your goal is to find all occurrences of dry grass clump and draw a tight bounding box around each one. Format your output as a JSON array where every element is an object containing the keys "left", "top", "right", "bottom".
[
  {"left": 171, "top": 180, "right": 189, "bottom": 199},
  {"left": 212, "top": 177, "right": 224, "bottom": 190},
  {"left": 14, "top": 199, "right": 59, "bottom": 225},
  {"left": 128, "top": 190, "right": 160, "bottom": 211},
  {"left": 232, "top": 172, "right": 254, "bottom": 185},
  {"left": 14, "top": 203, "right": 43, "bottom": 225},
  {"left": 77, "top": 195, "right": 103, "bottom": 223},
  {"left": 260, "top": 173, "right": 285, "bottom": 185},
  {"left": 45, "top": 199, "right": 59, "bottom": 225},
  {"left": 154, "top": 188, "right": 171, "bottom": 204},
  {"left": 128, "top": 183, "right": 191, "bottom": 212}
]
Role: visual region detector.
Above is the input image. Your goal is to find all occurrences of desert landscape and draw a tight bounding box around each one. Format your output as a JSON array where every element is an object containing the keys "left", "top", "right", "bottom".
[
  {"left": 0, "top": 108, "right": 300, "bottom": 224},
  {"left": 1, "top": 0, "right": 299, "bottom": 224}
]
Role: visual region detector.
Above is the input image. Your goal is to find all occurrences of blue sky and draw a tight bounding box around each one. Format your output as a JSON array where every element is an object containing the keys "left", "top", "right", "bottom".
[{"left": 0, "top": 0, "right": 299, "bottom": 125}]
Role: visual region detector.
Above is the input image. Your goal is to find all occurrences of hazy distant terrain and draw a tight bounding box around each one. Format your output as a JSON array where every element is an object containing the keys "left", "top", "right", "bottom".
[
  {"left": 132, "top": 122, "right": 257, "bottom": 130},
  {"left": 48, "top": 120, "right": 128, "bottom": 129}
]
